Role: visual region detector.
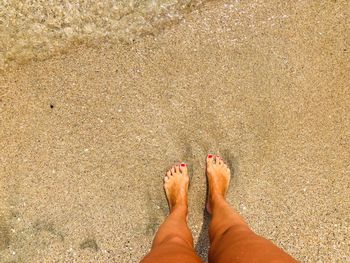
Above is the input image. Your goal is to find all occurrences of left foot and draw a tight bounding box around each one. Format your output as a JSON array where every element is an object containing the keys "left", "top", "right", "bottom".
[{"left": 164, "top": 163, "right": 189, "bottom": 212}]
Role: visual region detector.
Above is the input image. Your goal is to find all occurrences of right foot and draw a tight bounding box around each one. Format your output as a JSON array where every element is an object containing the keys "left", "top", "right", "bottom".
[{"left": 206, "top": 154, "right": 231, "bottom": 214}]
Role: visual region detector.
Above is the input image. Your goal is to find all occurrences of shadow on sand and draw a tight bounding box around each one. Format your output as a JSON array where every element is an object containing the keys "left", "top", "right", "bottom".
[{"left": 195, "top": 209, "right": 211, "bottom": 262}]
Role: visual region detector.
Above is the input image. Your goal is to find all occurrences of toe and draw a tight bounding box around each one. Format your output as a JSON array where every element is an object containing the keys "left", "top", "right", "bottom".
[
  {"left": 206, "top": 154, "right": 214, "bottom": 164},
  {"left": 180, "top": 163, "right": 188, "bottom": 174},
  {"left": 175, "top": 165, "right": 180, "bottom": 173},
  {"left": 167, "top": 170, "right": 172, "bottom": 177},
  {"left": 164, "top": 176, "right": 169, "bottom": 182},
  {"left": 215, "top": 155, "right": 221, "bottom": 164},
  {"left": 171, "top": 166, "right": 176, "bottom": 174}
]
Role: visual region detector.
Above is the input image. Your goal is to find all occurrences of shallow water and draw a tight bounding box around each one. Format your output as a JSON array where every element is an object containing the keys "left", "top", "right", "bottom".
[{"left": 0, "top": 0, "right": 207, "bottom": 70}]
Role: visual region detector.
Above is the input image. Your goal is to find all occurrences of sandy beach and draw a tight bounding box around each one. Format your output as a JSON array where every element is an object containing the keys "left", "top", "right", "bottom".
[{"left": 1, "top": 0, "right": 349, "bottom": 262}]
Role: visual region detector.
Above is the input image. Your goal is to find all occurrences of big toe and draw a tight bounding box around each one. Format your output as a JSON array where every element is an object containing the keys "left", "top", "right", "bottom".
[
  {"left": 180, "top": 163, "right": 188, "bottom": 174},
  {"left": 206, "top": 154, "right": 214, "bottom": 165}
]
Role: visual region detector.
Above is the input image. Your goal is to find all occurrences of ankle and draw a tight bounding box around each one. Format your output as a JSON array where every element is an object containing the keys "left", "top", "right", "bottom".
[
  {"left": 171, "top": 203, "right": 188, "bottom": 215},
  {"left": 209, "top": 193, "right": 226, "bottom": 209}
]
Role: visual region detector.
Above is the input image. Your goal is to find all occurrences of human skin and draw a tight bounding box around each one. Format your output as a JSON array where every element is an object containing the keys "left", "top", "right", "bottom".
[
  {"left": 140, "top": 163, "right": 202, "bottom": 263},
  {"left": 140, "top": 155, "right": 298, "bottom": 263}
]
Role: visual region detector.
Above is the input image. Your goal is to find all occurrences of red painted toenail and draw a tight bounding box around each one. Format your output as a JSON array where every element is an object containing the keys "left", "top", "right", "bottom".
[
  {"left": 208, "top": 154, "right": 213, "bottom": 158},
  {"left": 181, "top": 163, "right": 186, "bottom": 167}
]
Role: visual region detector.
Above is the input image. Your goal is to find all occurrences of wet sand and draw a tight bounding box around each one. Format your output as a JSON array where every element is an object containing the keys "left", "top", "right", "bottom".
[{"left": 1, "top": 0, "right": 350, "bottom": 262}]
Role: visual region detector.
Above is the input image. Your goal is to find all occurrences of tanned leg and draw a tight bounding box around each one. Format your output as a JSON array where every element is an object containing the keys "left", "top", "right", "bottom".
[
  {"left": 206, "top": 154, "right": 298, "bottom": 263},
  {"left": 140, "top": 163, "right": 203, "bottom": 263}
]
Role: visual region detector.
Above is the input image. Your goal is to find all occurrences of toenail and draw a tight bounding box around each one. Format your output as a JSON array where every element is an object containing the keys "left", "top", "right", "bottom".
[
  {"left": 208, "top": 154, "right": 213, "bottom": 158},
  {"left": 181, "top": 163, "right": 186, "bottom": 167}
]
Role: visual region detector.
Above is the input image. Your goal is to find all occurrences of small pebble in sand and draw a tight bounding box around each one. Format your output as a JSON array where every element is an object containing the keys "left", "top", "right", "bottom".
[{"left": 50, "top": 104, "right": 54, "bottom": 109}]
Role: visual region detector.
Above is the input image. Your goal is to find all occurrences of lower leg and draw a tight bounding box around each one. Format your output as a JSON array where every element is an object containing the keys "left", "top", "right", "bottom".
[
  {"left": 209, "top": 194, "right": 248, "bottom": 244},
  {"left": 151, "top": 206, "right": 193, "bottom": 249},
  {"left": 209, "top": 195, "right": 297, "bottom": 263},
  {"left": 140, "top": 163, "right": 202, "bottom": 263},
  {"left": 206, "top": 155, "right": 297, "bottom": 263}
]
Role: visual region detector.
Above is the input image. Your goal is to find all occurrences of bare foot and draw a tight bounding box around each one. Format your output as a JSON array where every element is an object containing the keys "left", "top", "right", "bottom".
[
  {"left": 206, "top": 154, "right": 231, "bottom": 214},
  {"left": 164, "top": 163, "right": 189, "bottom": 213}
]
